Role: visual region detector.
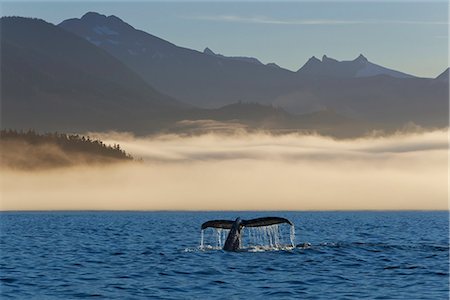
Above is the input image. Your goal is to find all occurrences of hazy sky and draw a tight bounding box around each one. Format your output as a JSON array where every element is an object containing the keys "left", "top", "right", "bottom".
[{"left": 1, "top": 1, "right": 448, "bottom": 77}]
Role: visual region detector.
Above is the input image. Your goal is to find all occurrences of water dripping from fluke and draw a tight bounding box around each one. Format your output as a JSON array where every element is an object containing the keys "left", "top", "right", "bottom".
[{"left": 199, "top": 217, "right": 296, "bottom": 252}]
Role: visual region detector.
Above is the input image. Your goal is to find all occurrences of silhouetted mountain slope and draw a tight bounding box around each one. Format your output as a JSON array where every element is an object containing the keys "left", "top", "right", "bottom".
[
  {"left": 59, "top": 12, "right": 297, "bottom": 108},
  {"left": 203, "top": 47, "right": 264, "bottom": 65},
  {"left": 436, "top": 68, "right": 449, "bottom": 82},
  {"left": 1, "top": 17, "right": 187, "bottom": 133},
  {"left": 273, "top": 75, "right": 448, "bottom": 127},
  {"left": 59, "top": 12, "right": 448, "bottom": 129},
  {"left": 203, "top": 48, "right": 283, "bottom": 68}
]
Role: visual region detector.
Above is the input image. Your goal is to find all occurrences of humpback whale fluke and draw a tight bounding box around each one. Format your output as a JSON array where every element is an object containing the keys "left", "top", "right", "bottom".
[{"left": 201, "top": 217, "right": 293, "bottom": 251}]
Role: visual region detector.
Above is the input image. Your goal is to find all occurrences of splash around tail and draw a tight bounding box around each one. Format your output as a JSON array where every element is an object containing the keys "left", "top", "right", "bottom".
[{"left": 200, "top": 217, "right": 295, "bottom": 251}]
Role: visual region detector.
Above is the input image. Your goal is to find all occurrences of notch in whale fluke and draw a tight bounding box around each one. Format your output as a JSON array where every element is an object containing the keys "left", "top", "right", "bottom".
[{"left": 201, "top": 217, "right": 293, "bottom": 230}]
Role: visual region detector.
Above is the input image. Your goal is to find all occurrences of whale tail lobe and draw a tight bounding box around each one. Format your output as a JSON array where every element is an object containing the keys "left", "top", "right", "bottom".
[
  {"left": 201, "top": 220, "right": 235, "bottom": 230},
  {"left": 242, "top": 217, "right": 293, "bottom": 227}
]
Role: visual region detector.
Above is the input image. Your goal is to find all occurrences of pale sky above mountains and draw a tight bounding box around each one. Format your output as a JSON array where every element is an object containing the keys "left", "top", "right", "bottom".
[{"left": 1, "top": 1, "right": 448, "bottom": 77}]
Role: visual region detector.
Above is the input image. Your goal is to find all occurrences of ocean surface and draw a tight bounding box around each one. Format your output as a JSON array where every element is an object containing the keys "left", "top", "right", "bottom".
[{"left": 0, "top": 211, "right": 448, "bottom": 299}]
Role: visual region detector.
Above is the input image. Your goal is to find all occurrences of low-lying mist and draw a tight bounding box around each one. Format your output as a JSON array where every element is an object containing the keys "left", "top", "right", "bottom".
[{"left": 1, "top": 130, "right": 447, "bottom": 211}]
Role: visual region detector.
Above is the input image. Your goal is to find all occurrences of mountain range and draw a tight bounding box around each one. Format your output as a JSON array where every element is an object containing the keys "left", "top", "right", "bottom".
[
  {"left": 297, "top": 54, "right": 414, "bottom": 79},
  {"left": 59, "top": 12, "right": 448, "bottom": 127},
  {"left": 1, "top": 12, "right": 448, "bottom": 136}
]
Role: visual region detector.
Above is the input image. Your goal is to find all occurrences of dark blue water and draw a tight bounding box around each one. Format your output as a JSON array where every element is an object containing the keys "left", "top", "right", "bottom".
[{"left": 1, "top": 211, "right": 448, "bottom": 299}]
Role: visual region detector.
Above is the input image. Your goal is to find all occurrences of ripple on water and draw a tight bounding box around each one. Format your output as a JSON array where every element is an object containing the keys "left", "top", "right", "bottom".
[{"left": 0, "top": 211, "right": 448, "bottom": 299}]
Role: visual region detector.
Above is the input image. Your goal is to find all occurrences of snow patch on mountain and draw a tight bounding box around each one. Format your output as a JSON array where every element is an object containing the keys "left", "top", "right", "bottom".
[
  {"left": 356, "top": 63, "right": 412, "bottom": 79},
  {"left": 93, "top": 25, "right": 118, "bottom": 35},
  {"left": 85, "top": 36, "right": 101, "bottom": 46},
  {"left": 106, "top": 39, "right": 119, "bottom": 45}
]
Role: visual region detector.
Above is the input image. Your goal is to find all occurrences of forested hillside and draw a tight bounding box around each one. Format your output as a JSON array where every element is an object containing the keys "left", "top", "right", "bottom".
[{"left": 1, "top": 130, "right": 133, "bottom": 170}]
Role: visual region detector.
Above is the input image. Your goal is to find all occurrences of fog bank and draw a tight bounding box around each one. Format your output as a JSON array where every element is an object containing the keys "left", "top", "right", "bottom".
[{"left": 1, "top": 130, "right": 447, "bottom": 210}]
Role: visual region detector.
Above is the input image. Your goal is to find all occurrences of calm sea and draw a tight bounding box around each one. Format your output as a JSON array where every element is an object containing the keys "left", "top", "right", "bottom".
[{"left": 0, "top": 211, "right": 448, "bottom": 299}]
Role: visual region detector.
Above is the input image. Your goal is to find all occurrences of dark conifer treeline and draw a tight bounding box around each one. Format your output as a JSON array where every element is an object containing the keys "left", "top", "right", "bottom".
[{"left": 1, "top": 129, "right": 133, "bottom": 161}]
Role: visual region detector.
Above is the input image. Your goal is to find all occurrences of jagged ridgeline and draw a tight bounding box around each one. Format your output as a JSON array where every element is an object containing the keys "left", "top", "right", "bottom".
[{"left": 0, "top": 130, "right": 133, "bottom": 170}]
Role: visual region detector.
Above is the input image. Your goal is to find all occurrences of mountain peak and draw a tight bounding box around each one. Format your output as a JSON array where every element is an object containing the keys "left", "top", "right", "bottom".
[
  {"left": 435, "top": 67, "right": 449, "bottom": 81},
  {"left": 322, "top": 55, "right": 338, "bottom": 63},
  {"left": 59, "top": 11, "right": 138, "bottom": 44},
  {"left": 81, "top": 12, "right": 106, "bottom": 21},
  {"left": 354, "top": 54, "right": 368, "bottom": 63},
  {"left": 308, "top": 56, "right": 321, "bottom": 63},
  {"left": 79, "top": 12, "right": 124, "bottom": 25},
  {"left": 266, "top": 62, "right": 281, "bottom": 69},
  {"left": 203, "top": 47, "right": 215, "bottom": 55},
  {"left": 296, "top": 56, "right": 321, "bottom": 72}
]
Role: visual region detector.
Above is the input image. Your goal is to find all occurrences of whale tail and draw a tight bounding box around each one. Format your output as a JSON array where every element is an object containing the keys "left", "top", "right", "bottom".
[
  {"left": 201, "top": 217, "right": 294, "bottom": 251},
  {"left": 201, "top": 217, "right": 293, "bottom": 230}
]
